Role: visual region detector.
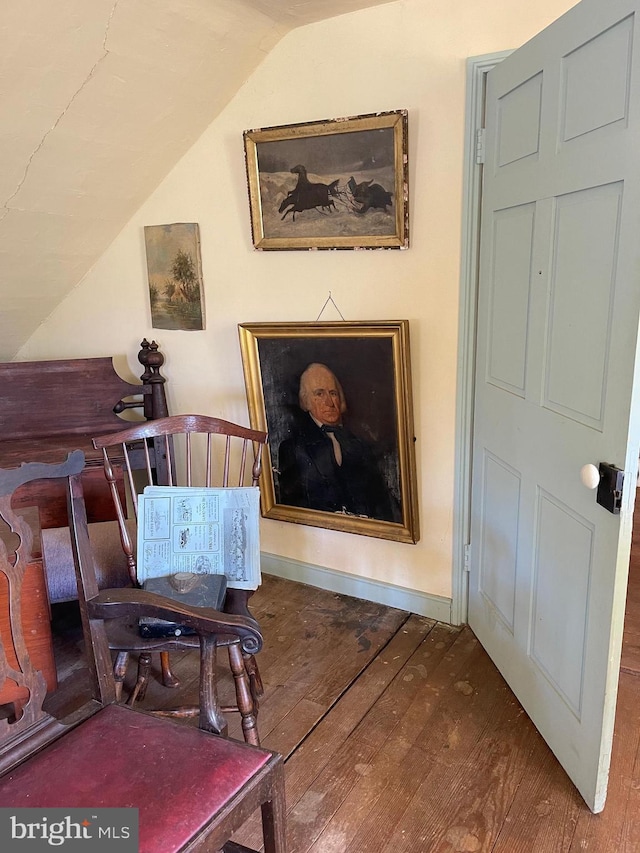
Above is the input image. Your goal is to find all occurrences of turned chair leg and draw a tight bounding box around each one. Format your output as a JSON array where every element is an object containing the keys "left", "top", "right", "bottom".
[
  {"left": 160, "top": 651, "right": 180, "bottom": 688},
  {"left": 128, "top": 652, "right": 152, "bottom": 705},
  {"left": 113, "top": 651, "right": 129, "bottom": 703},
  {"left": 228, "top": 643, "right": 259, "bottom": 747},
  {"left": 244, "top": 653, "right": 264, "bottom": 704}
]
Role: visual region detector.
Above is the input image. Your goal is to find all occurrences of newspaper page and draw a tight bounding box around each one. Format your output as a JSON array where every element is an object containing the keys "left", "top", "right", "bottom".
[{"left": 136, "top": 486, "right": 261, "bottom": 590}]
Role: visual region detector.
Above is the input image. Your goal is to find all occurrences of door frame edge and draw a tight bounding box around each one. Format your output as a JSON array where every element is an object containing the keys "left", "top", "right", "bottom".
[{"left": 452, "top": 50, "right": 511, "bottom": 626}]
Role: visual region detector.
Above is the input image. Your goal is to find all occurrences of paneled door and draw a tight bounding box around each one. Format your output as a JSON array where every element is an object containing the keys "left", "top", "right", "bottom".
[{"left": 470, "top": 0, "right": 640, "bottom": 812}]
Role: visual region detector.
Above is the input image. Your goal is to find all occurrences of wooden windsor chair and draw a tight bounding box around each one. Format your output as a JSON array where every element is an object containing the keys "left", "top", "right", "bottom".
[{"left": 87, "top": 414, "right": 268, "bottom": 746}]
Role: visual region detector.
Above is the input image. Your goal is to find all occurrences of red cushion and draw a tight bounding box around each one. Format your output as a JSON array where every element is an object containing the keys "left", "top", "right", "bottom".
[{"left": 0, "top": 704, "right": 271, "bottom": 853}]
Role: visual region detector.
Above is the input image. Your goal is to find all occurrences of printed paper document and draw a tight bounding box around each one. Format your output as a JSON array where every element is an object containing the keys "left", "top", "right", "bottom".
[{"left": 136, "top": 486, "right": 261, "bottom": 590}]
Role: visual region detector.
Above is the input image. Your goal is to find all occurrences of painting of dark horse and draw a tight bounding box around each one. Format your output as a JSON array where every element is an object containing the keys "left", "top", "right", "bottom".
[{"left": 243, "top": 111, "right": 409, "bottom": 250}]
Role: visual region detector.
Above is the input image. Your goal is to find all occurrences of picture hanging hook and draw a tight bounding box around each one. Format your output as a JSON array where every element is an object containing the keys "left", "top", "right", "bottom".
[{"left": 315, "top": 291, "right": 346, "bottom": 322}]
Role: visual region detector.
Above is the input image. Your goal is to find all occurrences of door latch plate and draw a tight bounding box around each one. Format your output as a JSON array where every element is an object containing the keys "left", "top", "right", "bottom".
[{"left": 597, "top": 463, "right": 624, "bottom": 514}]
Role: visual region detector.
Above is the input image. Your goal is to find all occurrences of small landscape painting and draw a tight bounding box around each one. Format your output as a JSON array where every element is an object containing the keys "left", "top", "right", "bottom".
[
  {"left": 144, "top": 222, "right": 205, "bottom": 331},
  {"left": 243, "top": 110, "right": 409, "bottom": 250}
]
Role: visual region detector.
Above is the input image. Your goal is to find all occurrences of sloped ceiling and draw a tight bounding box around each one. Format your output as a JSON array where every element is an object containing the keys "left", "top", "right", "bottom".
[{"left": 0, "top": 0, "right": 395, "bottom": 360}]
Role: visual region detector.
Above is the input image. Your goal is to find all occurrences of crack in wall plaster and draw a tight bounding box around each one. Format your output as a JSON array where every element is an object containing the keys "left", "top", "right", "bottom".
[{"left": 1, "top": 0, "right": 120, "bottom": 221}]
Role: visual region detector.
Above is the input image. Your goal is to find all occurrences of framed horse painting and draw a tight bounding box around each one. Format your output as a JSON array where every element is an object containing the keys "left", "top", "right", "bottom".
[{"left": 243, "top": 110, "right": 409, "bottom": 251}]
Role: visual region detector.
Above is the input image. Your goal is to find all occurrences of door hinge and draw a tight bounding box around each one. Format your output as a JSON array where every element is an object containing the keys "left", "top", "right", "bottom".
[
  {"left": 464, "top": 543, "right": 471, "bottom": 572},
  {"left": 475, "top": 128, "right": 486, "bottom": 165}
]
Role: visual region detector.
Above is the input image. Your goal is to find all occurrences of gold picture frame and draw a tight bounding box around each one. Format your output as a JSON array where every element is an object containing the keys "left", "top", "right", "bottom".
[
  {"left": 238, "top": 321, "right": 419, "bottom": 544},
  {"left": 243, "top": 110, "right": 409, "bottom": 250}
]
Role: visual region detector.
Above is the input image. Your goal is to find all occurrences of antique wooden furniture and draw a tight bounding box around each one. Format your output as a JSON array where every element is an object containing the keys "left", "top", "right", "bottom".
[
  {"left": 0, "top": 506, "right": 57, "bottom": 707},
  {"left": 0, "top": 451, "right": 286, "bottom": 853},
  {"left": 0, "top": 339, "right": 169, "bottom": 602},
  {"left": 87, "top": 414, "right": 268, "bottom": 745}
]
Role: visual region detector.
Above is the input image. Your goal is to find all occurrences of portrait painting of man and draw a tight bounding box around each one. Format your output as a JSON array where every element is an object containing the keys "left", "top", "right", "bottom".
[
  {"left": 276, "top": 362, "right": 401, "bottom": 522},
  {"left": 239, "top": 321, "right": 419, "bottom": 544}
]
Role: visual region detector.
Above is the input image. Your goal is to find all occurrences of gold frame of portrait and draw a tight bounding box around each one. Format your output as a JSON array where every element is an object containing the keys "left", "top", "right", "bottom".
[
  {"left": 238, "top": 320, "right": 419, "bottom": 544},
  {"left": 243, "top": 110, "right": 409, "bottom": 250}
]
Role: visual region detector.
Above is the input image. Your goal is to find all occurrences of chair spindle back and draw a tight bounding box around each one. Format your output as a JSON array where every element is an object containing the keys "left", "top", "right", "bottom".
[{"left": 92, "top": 415, "right": 267, "bottom": 587}]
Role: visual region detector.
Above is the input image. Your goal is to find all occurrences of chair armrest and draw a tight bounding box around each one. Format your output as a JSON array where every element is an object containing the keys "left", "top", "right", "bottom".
[{"left": 87, "top": 588, "right": 263, "bottom": 655}]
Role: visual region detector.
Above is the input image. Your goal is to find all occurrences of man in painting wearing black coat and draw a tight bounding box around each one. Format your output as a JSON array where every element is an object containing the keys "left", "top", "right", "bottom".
[{"left": 276, "top": 362, "right": 400, "bottom": 522}]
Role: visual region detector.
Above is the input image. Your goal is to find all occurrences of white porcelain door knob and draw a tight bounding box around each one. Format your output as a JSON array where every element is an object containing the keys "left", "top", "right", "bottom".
[{"left": 580, "top": 463, "right": 601, "bottom": 489}]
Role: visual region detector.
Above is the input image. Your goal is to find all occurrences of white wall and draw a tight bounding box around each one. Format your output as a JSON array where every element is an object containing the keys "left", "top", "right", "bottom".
[{"left": 21, "top": 0, "right": 577, "bottom": 609}]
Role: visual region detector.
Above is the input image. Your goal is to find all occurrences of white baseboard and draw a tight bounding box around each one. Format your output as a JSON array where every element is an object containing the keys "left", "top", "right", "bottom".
[{"left": 260, "top": 552, "right": 452, "bottom": 624}]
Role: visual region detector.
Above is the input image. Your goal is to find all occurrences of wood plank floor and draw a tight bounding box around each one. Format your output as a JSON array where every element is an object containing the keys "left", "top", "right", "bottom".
[
  {"left": 49, "top": 568, "right": 640, "bottom": 853},
  {"left": 621, "top": 496, "right": 640, "bottom": 675}
]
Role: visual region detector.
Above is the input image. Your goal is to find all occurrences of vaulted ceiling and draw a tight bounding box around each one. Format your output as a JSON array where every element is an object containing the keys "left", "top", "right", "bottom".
[{"left": 1, "top": 0, "right": 395, "bottom": 359}]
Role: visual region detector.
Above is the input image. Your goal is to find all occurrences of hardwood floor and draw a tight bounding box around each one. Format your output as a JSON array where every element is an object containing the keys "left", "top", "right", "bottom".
[
  {"left": 621, "top": 499, "right": 640, "bottom": 676},
  {"left": 49, "top": 567, "right": 640, "bottom": 853}
]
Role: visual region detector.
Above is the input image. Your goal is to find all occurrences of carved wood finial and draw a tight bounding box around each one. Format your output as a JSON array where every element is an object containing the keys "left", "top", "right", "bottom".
[{"left": 138, "top": 340, "right": 168, "bottom": 420}]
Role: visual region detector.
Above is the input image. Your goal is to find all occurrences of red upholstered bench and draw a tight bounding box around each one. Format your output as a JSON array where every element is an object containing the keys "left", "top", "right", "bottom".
[{"left": 0, "top": 705, "right": 282, "bottom": 853}]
